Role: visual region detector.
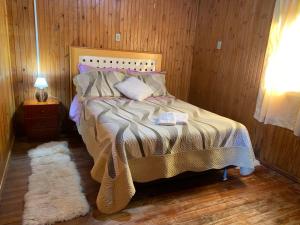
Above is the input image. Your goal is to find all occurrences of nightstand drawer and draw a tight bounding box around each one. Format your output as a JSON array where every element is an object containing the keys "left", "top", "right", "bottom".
[
  {"left": 24, "top": 105, "right": 59, "bottom": 119},
  {"left": 23, "top": 98, "right": 61, "bottom": 140},
  {"left": 27, "top": 128, "right": 59, "bottom": 139},
  {"left": 24, "top": 117, "right": 59, "bottom": 130}
]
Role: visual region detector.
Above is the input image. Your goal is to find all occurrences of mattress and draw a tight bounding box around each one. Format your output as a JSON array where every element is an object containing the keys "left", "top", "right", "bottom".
[{"left": 75, "top": 96, "right": 256, "bottom": 214}]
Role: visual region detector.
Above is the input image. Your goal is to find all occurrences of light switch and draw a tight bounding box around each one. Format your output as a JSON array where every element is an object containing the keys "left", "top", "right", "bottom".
[
  {"left": 216, "top": 40, "right": 222, "bottom": 50},
  {"left": 115, "top": 32, "right": 121, "bottom": 42}
]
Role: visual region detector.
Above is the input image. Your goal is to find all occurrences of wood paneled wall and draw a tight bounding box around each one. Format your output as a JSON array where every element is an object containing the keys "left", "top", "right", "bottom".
[
  {"left": 0, "top": 0, "right": 15, "bottom": 185},
  {"left": 189, "top": 0, "right": 275, "bottom": 136},
  {"left": 190, "top": 0, "right": 300, "bottom": 182},
  {"left": 7, "top": 0, "right": 199, "bottom": 107},
  {"left": 6, "top": 0, "right": 300, "bottom": 181}
]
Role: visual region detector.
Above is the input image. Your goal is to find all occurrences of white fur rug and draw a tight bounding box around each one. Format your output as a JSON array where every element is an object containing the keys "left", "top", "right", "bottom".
[{"left": 23, "top": 142, "right": 89, "bottom": 225}]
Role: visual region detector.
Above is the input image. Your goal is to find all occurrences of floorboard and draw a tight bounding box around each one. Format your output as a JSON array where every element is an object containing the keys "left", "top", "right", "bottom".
[{"left": 0, "top": 137, "right": 300, "bottom": 225}]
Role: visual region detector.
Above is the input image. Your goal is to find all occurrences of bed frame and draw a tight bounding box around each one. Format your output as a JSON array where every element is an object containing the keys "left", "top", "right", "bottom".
[{"left": 69, "top": 46, "right": 162, "bottom": 102}]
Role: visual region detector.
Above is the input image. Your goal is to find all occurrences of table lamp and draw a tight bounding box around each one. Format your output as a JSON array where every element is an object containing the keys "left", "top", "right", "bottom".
[{"left": 34, "top": 77, "right": 48, "bottom": 102}]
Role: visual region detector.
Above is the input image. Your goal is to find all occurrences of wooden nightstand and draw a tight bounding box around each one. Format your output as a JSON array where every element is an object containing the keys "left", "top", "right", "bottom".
[{"left": 23, "top": 98, "right": 60, "bottom": 140}]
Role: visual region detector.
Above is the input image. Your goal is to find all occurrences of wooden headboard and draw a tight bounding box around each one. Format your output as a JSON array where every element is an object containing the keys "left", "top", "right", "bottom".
[{"left": 69, "top": 46, "right": 162, "bottom": 101}]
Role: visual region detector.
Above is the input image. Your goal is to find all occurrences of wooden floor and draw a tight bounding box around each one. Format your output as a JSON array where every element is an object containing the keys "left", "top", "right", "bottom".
[{"left": 1, "top": 138, "right": 300, "bottom": 225}]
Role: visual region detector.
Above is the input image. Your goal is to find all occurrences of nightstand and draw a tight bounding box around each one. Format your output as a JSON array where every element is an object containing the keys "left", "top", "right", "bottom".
[{"left": 23, "top": 98, "right": 60, "bottom": 140}]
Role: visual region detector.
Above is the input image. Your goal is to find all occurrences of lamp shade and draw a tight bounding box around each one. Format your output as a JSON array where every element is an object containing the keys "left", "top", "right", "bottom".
[{"left": 34, "top": 77, "right": 48, "bottom": 89}]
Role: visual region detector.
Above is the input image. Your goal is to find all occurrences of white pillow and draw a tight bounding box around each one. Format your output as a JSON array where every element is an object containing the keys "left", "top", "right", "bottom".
[{"left": 115, "top": 77, "right": 153, "bottom": 101}]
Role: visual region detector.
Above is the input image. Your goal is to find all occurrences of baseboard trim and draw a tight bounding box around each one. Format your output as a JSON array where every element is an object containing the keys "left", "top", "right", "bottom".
[
  {"left": 0, "top": 136, "right": 15, "bottom": 198},
  {"left": 261, "top": 160, "right": 300, "bottom": 184}
]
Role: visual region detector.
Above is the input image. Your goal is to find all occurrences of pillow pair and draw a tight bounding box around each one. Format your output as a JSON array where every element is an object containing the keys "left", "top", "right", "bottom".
[{"left": 74, "top": 67, "right": 168, "bottom": 101}]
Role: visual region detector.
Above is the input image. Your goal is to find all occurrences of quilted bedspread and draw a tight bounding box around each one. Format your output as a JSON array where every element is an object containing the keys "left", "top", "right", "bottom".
[{"left": 77, "top": 96, "right": 256, "bottom": 214}]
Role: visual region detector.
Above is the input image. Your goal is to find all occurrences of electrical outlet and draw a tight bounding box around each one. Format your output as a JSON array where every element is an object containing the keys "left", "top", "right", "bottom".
[
  {"left": 216, "top": 40, "right": 222, "bottom": 50},
  {"left": 115, "top": 32, "right": 121, "bottom": 42}
]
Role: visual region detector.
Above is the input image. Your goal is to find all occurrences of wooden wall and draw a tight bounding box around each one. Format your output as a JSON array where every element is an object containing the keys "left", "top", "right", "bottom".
[
  {"left": 0, "top": 0, "right": 15, "bottom": 185},
  {"left": 189, "top": 0, "right": 275, "bottom": 138},
  {"left": 189, "top": 0, "right": 300, "bottom": 182},
  {"left": 5, "top": 0, "right": 300, "bottom": 181},
  {"left": 7, "top": 0, "right": 199, "bottom": 108}
]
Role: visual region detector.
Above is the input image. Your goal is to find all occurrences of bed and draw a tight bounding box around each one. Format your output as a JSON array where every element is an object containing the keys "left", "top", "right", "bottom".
[{"left": 69, "top": 47, "right": 257, "bottom": 214}]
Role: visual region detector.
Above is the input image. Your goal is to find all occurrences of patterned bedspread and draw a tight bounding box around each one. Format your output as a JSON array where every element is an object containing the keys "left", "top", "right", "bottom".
[{"left": 77, "top": 96, "right": 256, "bottom": 214}]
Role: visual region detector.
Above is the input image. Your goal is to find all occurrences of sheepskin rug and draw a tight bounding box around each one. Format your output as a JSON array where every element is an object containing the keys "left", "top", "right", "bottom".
[{"left": 23, "top": 141, "right": 89, "bottom": 225}]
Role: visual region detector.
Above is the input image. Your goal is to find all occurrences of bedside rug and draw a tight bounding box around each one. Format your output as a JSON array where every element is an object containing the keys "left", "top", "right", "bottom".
[{"left": 23, "top": 141, "right": 89, "bottom": 225}]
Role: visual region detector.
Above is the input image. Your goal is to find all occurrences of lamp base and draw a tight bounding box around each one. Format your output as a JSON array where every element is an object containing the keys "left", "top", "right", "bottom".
[{"left": 35, "top": 89, "right": 48, "bottom": 102}]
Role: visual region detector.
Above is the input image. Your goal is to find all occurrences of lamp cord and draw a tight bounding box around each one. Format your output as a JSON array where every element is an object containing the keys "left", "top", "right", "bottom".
[{"left": 33, "top": 0, "right": 40, "bottom": 76}]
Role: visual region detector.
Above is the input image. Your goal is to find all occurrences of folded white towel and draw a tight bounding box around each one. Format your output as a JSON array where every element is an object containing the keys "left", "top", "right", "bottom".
[
  {"left": 156, "top": 112, "right": 189, "bottom": 126},
  {"left": 174, "top": 112, "right": 188, "bottom": 125},
  {"left": 156, "top": 112, "right": 177, "bottom": 125}
]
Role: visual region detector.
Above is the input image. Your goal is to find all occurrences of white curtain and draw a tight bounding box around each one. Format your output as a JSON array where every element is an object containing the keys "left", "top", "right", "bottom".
[{"left": 254, "top": 0, "right": 300, "bottom": 136}]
